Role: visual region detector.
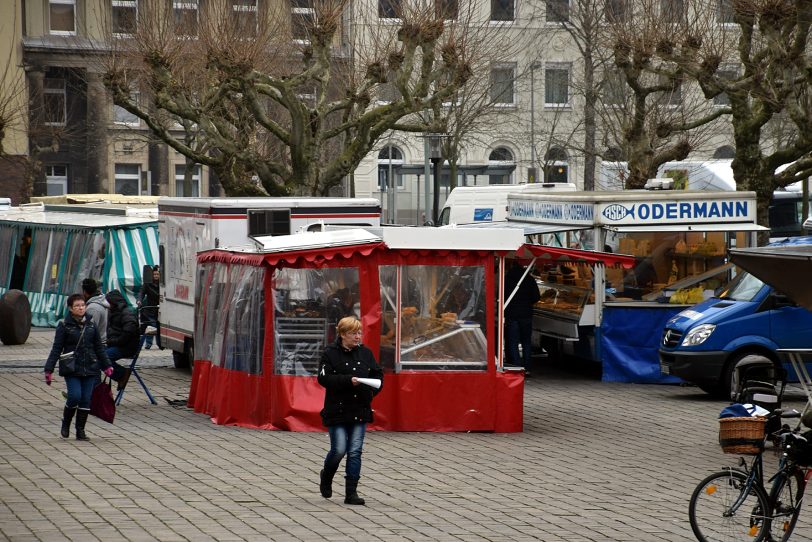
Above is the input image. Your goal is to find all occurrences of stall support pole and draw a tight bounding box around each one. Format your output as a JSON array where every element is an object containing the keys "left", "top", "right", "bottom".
[{"left": 497, "top": 256, "right": 505, "bottom": 370}]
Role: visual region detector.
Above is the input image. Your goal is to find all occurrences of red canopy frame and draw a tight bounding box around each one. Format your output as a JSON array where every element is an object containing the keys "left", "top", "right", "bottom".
[{"left": 188, "top": 239, "right": 631, "bottom": 432}]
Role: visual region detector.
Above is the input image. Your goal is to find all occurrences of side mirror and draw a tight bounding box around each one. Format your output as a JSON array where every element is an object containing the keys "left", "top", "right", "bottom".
[{"left": 772, "top": 293, "right": 796, "bottom": 308}]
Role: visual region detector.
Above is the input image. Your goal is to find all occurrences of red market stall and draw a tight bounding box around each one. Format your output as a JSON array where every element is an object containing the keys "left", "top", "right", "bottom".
[{"left": 187, "top": 227, "right": 631, "bottom": 432}]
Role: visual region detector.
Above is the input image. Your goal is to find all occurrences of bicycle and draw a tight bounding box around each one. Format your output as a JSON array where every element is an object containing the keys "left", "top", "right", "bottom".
[{"left": 689, "top": 409, "right": 812, "bottom": 542}]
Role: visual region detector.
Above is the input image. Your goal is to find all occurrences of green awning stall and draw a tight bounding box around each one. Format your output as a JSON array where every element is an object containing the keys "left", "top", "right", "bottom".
[{"left": 0, "top": 204, "right": 158, "bottom": 326}]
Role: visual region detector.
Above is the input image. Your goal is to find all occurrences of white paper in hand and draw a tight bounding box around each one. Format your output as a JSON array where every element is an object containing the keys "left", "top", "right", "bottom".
[{"left": 356, "top": 378, "right": 381, "bottom": 389}]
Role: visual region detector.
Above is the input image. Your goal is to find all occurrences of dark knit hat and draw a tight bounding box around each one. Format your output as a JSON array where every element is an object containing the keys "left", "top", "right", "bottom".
[{"left": 81, "top": 278, "right": 99, "bottom": 295}]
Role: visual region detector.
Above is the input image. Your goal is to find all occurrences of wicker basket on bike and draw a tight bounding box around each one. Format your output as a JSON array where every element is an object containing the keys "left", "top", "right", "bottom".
[{"left": 719, "top": 414, "right": 767, "bottom": 455}]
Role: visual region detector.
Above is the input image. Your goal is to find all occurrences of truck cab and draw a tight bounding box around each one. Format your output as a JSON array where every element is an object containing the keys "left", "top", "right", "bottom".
[{"left": 659, "top": 237, "right": 812, "bottom": 397}]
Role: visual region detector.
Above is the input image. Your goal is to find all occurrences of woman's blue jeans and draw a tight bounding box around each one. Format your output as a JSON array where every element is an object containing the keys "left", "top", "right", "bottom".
[
  {"left": 324, "top": 422, "right": 366, "bottom": 479},
  {"left": 64, "top": 375, "right": 96, "bottom": 410}
]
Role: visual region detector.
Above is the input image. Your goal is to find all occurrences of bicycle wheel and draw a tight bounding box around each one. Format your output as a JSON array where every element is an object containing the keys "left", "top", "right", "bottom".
[
  {"left": 689, "top": 469, "right": 771, "bottom": 542},
  {"left": 767, "top": 468, "right": 806, "bottom": 542}
]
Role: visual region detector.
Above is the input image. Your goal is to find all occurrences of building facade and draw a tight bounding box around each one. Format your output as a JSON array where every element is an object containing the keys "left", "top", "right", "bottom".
[{"left": 1, "top": 0, "right": 739, "bottom": 216}]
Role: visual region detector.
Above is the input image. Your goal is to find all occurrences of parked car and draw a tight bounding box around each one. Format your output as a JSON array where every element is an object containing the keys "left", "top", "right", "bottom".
[{"left": 658, "top": 236, "right": 812, "bottom": 398}]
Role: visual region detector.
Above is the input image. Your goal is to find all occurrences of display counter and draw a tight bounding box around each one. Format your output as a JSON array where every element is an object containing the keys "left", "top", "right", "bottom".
[{"left": 506, "top": 189, "right": 767, "bottom": 381}]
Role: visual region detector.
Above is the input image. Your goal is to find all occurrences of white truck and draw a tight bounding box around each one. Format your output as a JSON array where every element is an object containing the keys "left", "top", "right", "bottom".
[
  {"left": 158, "top": 197, "right": 381, "bottom": 368},
  {"left": 438, "top": 183, "right": 576, "bottom": 226}
]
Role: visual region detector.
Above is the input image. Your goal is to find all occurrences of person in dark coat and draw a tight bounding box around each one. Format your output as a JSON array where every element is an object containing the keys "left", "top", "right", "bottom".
[
  {"left": 43, "top": 294, "right": 113, "bottom": 441},
  {"left": 317, "top": 316, "right": 383, "bottom": 506},
  {"left": 105, "top": 289, "right": 139, "bottom": 389},
  {"left": 136, "top": 266, "right": 160, "bottom": 348},
  {"left": 504, "top": 261, "right": 542, "bottom": 375}
]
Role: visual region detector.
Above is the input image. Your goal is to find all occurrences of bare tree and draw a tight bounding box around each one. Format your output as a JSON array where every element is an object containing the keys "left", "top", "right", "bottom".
[
  {"left": 664, "top": 0, "right": 812, "bottom": 236},
  {"left": 100, "top": 0, "right": 482, "bottom": 196},
  {"left": 597, "top": 0, "right": 731, "bottom": 188}
]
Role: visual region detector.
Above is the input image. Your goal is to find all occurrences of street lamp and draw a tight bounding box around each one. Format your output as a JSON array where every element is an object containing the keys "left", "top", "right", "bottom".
[
  {"left": 428, "top": 134, "right": 444, "bottom": 225},
  {"left": 529, "top": 61, "right": 542, "bottom": 182}
]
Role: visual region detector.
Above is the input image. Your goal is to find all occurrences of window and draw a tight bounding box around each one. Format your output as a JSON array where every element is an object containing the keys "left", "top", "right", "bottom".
[
  {"left": 377, "top": 145, "right": 404, "bottom": 191},
  {"left": 605, "top": 0, "right": 627, "bottom": 22},
  {"left": 273, "top": 267, "right": 360, "bottom": 375},
  {"left": 436, "top": 0, "right": 458, "bottom": 20},
  {"left": 714, "top": 68, "right": 738, "bottom": 106},
  {"left": 43, "top": 79, "right": 66, "bottom": 126},
  {"left": 601, "top": 69, "right": 626, "bottom": 106},
  {"left": 544, "top": 147, "right": 568, "bottom": 183},
  {"left": 248, "top": 209, "right": 291, "bottom": 236},
  {"left": 488, "top": 147, "right": 514, "bottom": 185},
  {"left": 232, "top": 0, "right": 258, "bottom": 37},
  {"left": 115, "top": 164, "right": 141, "bottom": 195},
  {"left": 112, "top": 0, "right": 137, "bottom": 37},
  {"left": 175, "top": 164, "right": 201, "bottom": 197},
  {"left": 291, "top": 0, "right": 315, "bottom": 41},
  {"left": 713, "top": 145, "right": 735, "bottom": 159},
  {"left": 174, "top": 1, "right": 199, "bottom": 37},
  {"left": 113, "top": 91, "right": 140, "bottom": 125},
  {"left": 45, "top": 165, "right": 69, "bottom": 196},
  {"left": 379, "top": 0, "right": 401, "bottom": 18},
  {"left": 390, "top": 265, "right": 487, "bottom": 371},
  {"left": 50, "top": 0, "right": 76, "bottom": 35},
  {"left": 490, "top": 0, "right": 514, "bottom": 22},
  {"left": 545, "top": 65, "right": 570, "bottom": 106},
  {"left": 490, "top": 64, "right": 515, "bottom": 105},
  {"left": 546, "top": 0, "right": 569, "bottom": 22},
  {"left": 661, "top": 0, "right": 685, "bottom": 24},
  {"left": 718, "top": 0, "right": 735, "bottom": 24}
]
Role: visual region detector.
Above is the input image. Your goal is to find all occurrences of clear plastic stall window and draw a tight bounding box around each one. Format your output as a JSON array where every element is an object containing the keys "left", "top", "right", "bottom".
[
  {"left": 273, "top": 267, "right": 360, "bottom": 376},
  {"left": 195, "top": 262, "right": 265, "bottom": 374},
  {"left": 380, "top": 264, "right": 488, "bottom": 371}
]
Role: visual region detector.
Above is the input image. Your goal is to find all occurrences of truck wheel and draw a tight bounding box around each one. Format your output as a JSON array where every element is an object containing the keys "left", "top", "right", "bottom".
[{"left": 0, "top": 290, "right": 32, "bottom": 345}]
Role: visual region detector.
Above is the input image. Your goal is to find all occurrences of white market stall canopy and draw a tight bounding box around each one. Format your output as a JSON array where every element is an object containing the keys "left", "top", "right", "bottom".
[{"left": 242, "top": 226, "right": 527, "bottom": 254}]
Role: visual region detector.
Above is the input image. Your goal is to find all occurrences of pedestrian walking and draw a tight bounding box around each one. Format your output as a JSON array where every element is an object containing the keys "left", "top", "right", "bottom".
[
  {"left": 136, "top": 266, "right": 160, "bottom": 349},
  {"left": 317, "top": 316, "right": 384, "bottom": 505},
  {"left": 82, "top": 278, "right": 109, "bottom": 346},
  {"left": 43, "top": 294, "right": 113, "bottom": 441}
]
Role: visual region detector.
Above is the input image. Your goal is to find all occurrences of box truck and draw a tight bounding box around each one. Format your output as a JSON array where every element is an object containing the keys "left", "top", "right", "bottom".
[{"left": 158, "top": 197, "right": 381, "bottom": 368}]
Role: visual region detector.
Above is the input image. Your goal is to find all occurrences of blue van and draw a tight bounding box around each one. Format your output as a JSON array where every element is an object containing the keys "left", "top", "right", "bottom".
[{"left": 658, "top": 236, "right": 812, "bottom": 397}]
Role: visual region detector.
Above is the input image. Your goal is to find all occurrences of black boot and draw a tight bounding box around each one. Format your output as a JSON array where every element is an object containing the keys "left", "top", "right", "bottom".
[
  {"left": 60, "top": 407, "right": 76, "bottom": 438},
  {"left": 344, "top": 477, "right": 365, "bottom": 505},
  {"left": 320, "top": 464, "right": 339, "bottom": 498},
  {"left": 75, "top": 409, "right": 90, "bottom": 441}
]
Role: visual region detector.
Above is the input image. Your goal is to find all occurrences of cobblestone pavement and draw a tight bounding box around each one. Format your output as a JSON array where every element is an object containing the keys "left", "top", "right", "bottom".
[{"left": 1, "top": 329, "right": 810, "bottom": 541}]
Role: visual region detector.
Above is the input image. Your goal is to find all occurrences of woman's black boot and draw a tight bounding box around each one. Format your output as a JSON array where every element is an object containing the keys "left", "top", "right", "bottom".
[
  {"left": 320, "top": 465, "right": 338, "bottom": 498},
  {"left": 75, "top": 409, "right": 90, "bottom": 441},
  {"left": 60, "top": 407, "right": 76, "bottom": 438},
  {"left": 344, "top": 477, "right": 365, "bottom": 505}
]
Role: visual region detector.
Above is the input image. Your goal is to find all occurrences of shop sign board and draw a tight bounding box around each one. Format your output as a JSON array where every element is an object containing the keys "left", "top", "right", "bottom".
[{"left": 508, "top": 191, "right": 757, "bottom": 227}]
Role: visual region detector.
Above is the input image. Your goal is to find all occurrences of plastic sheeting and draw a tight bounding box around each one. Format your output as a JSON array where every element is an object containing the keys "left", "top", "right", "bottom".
[
  {"left": 188, "top": 240, "right": 524, "bottom": 432},
  {"left": 600, "top": 305, "right": 683, "bottom": 384},
  {"left": 188, "top": 362, "right": 524, "bottom": 432}
]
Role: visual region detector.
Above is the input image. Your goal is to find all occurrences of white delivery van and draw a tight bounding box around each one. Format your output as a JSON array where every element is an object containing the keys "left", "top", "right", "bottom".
[
  {"left": 158, "top": 197, "right": 381, "bottom": 368},
  {"left": 438, "top": 183, "right": 576, "bottom": 226}
]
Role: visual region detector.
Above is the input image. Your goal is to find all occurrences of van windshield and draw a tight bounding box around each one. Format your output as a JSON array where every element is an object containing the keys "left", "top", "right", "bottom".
[{"left": 719, "top": 271, "right": 765, "bottom": 302}]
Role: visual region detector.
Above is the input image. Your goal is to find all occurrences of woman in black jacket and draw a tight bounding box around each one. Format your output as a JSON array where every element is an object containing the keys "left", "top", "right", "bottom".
[
  {"left": 44, "top": 294, "right": 113, "bottom": 440},
  {"left": 317, "top": 316, "right": 383, "bottom": 506}
]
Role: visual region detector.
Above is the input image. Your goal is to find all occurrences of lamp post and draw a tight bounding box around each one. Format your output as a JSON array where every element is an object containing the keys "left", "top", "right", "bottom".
[
  {"left": 530, "top": 61, "right": 541, "bottom": 182},
  {"left": 428, "top": 134, "right": 443, "bottom": 225}
]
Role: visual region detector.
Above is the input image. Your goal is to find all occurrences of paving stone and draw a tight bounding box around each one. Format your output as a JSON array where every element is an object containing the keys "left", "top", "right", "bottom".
[{"left": 2, "top": 329, "right": 812, "bottom": 540}]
